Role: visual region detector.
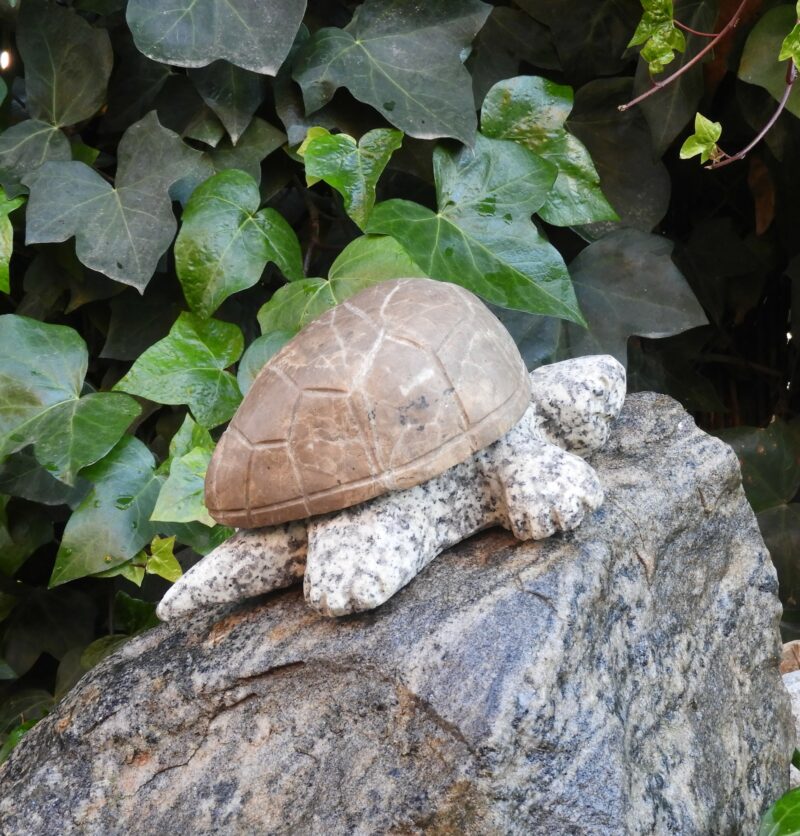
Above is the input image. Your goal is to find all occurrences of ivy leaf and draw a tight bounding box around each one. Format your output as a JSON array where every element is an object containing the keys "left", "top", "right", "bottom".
[
  {"left": 327, "top": 234, "right": 428, "bottom": 283},
  {"left": 739, "top": 6, "right": 800, "bottom": 119},
  {"left": 496, "top": 229, "right": 708, "bottom": 366},
  {"left": 679, "top": 113, "right": 722, "bottom": 164},
  {"left": 0, "top": 122, "right": 71, "bottom": 199},
  {"left": 24, "top": 112, "right": 206, "bottom": 289},
  {"left": 758, "top": 786, "right": 800, "bottom": 835},
  {"left": 480, "top": 76, "right": 617, "bottom": 226},
  {"left": 145, "top": 535, "right": 182, "bottom": 582},
  {"left": 113, "top": 312, "right": 243, "bottom": 428},
  {"left": 50, "top": 437, "right": 162, "bottom": 586},
  {"left": 293, "top": 0, "right": 491, "bottom": 144},
  {"left": 18, "top": 0, "right": 113, "bottom": 127},
  {"left": 0, "top": 496, "right": 52, "bottom": 577},
  {"left": 299, "top": 127, "right": 403, "bottom": 229},
  {"left": 0, "top": 450, "right": 89, "bottom": 508},
  {"left": 0, "top": 315, "right": 140, "bottom": 484},
  {"left": 237, "top": 332, "right": 293, "bottom": 395},
  {"left": 175, "top": 169, "right": 303, "bottom": 318},
  {"left": 628, "top": 0, "right": 686, "bottom": 75},
  {"left": 189, "top": 61, "right": 267, "bottom": 144},
  {"left": 368, "top": 134, "right": 584, "bottom": 322},
  {"left": 126, "top": 0, "right": 306, "bottom": 74},
  {"left": 0, "top": 189, "right": 24, "bottom": 293},
  {"left": 780, "top": 3, "right": 800, "bottom": 69}
]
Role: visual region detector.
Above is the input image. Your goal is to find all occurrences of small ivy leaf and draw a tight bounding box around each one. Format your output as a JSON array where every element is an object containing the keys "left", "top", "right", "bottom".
[
  {"left": 293, "top": 0, "right": 491, "bottom": 144},
  {"left": 679, "top": 113, "right": 722, "bottom": 164},
  {"left": 237, "top": 332, "right": 294, "bottom": 395},
  {"left": 146, "top": 535, "right": 182, "bottom": 582},
  {"left": 368, "top": 134, "right": 584, "bottom": 322},
  {"left": 113, "top": 312, "right": 243, "bottom": 428},
  {"left": 758, "top": 785, "right": 800, "bottom": 835},
  {"left": 779, "top": 16, "right": 800, "bottom": 69},
  {"left": 18, "top": 0, "right": 113, "bottom": 127},
  {"left": 480, "top": 76, "right": 617, "bottom": 226},
  {"left": 299, "top": 127, "right": 403, "bottom": 230},
  {"left": 127, "top": 0, "right": 306, "bottom": 74},
  {"left": 24, "top": 112, "right": 206, "bottom": 289},
  {"left": 189, "top": 61, "right": 267, "bottom": 144},
  {"left": 91, "top": 559, "right": 145, "bottom": 586},
  {"left": 151, "top": 447, "right": 215, "bottom": 527},
  {"left": 628, "top": 0, "right": 686, "bottom": 75},
  {"left": 0, "top": 315, "right": 140, "bottom": 484},
  {"left": 0, "top": 189, "right": 25, "bottom": 293},
  {"left": 0, "top": 121, "right": 71, "bottom": 199},
  {"left": 168, "top": 415, "right": 214, "bottom": 463},
  {"left": 175, "top": 169, "right": 303, "bottom": 318},
  {"left": 50, "top": 436, "right": 162, "bottom": 586}
]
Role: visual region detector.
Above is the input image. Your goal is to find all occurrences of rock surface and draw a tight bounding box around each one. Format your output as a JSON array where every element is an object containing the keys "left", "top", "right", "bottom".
[{"left": 0, "top": 393, "right": 791, "bottom": 835}]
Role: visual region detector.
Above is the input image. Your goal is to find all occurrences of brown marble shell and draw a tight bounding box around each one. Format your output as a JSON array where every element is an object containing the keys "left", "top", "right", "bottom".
[{"left": 206, "top": 278, "right": 531, "bottom": 527}]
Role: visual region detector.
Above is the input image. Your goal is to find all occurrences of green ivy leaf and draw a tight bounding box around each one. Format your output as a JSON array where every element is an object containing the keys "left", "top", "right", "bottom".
[
  {"left": 628, "top": 0, "right": 686, "bottom": 74},
  {"left": 679, "top": 113, "right": 722, "bottom": 164},
  {"left": 481, "top": 76, "right": 617, "bottom": 226},
  {"left": 368, "top": 134, "right": 584, "bottom": 322},
  {"left": 293, "top": 0, "right": 491, "bottom": 144},
  {"left": 0, "top": 315, "right": 140, "bottom": 484},
  {"left": 759, "top": 785, "right": 800, "bottom": 835},
  {"left": 237, "top": 332, "right": 293, "bottom": 395},
  {"left": 126, "top": 0, "right": 305, "bottom": 74},
  {"left": 113, "top": 312, "right": 243, "bottom": 428},
  {"left": 780, "top": 2, "right": 800, "bottom": 69},
  {"left": 189, "top": 61, "right": 267, "bottom": 144},
  {"left": 18, "top": 0, "right": 113, "bottom": 127},
  {"left": 24, "top": 112, "right": 206, "bottom": 289},
  {"left": 50, "top": 437, "right": 162, "bottom": 586},
  {"left": 0, "top": 495, "right": 53, "bottom": 577},
  {"left": 0, "top": 189, "right": 24, "bottom": 293},
  {"left": 145, "top": 535, "right": 182, "bottom": 582},
  {"left": 175, "top": 169, "right": 302, "bottom": 318},
  {"left": 327, "top": 235, "right": 428, "bottom": 283},
  {"left": 739, "top": 6, "right": 800, "bottom": 119},
  {"left": 299, "top": 127, "right": 403, "bottom": 229},
  {"left": 0, "top": 122, "right": 71, "bottom": 199}
]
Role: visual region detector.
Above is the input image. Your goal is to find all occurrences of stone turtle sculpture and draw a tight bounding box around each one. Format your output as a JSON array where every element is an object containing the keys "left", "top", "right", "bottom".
[{"left": 158, "top": 278, "right": 626, "bottom": 620}]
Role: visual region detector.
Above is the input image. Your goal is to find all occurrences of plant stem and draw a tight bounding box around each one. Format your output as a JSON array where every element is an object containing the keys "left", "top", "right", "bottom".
[
  {"left": 674, "top": 20, "right": 717, "bottom": 38},
  {"left": 707, "top": 62, "right": 798, "bottom": 170},
  {"left": 619, "top": 0, "right": 750, "bottom": 112}
]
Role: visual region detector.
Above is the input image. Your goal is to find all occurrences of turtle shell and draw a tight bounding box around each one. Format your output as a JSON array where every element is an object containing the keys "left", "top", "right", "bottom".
[{"left": 206, "top": 278, "right": 531, "bottom": 528}]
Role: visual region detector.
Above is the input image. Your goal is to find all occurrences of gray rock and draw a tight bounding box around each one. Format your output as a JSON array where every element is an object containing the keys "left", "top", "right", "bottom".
[{"left": 0, "top": 393, "right": 791, "bottom": 835}]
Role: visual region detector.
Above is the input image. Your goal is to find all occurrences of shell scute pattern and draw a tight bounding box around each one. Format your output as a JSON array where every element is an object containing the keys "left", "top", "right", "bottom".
[{"left": 206, "top": 278, "right": 531, "bottom": 528}]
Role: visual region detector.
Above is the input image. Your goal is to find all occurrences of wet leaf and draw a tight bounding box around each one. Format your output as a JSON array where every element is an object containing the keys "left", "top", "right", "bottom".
[
  {"left": 628, "top": 0, "right": 686, "bottom": 74},
  {"left": 758, "top": 785, "right": 800, "bottom": 835},
  {"left": 127, "top": 0, "right": 305, "bottom": 74},
  {"left": 113, "top": 312, "right": 243, "bottom": 428},
  {"left": 327, "top": 234, "right": 427, "bottom": 283},
  {"left": 679, "top": 112, "right": 722, "bottom": 163},
  {"left": 293, "top": 0, "right": 491, "bottom": 144},
  {"left": 299, "top": 127, "right": 403, "bottom": 229},
  {"left": 175, "top": 169, "right": 302, "bottom": 318}
]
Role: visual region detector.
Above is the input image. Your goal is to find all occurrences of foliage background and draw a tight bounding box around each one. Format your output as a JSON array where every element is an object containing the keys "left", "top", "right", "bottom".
[{"left": 0, "top": 0, "right": 798, "bottom": 766}]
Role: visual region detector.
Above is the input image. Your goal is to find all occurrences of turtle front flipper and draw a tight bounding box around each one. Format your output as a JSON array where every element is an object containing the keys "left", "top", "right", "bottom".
[{"left": 156, "top": 522, "right": 308, "bottom": 621}]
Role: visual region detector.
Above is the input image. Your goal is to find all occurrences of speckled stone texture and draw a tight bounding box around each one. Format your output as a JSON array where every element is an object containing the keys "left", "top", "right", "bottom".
[{"left": 0, "top": 394, "right": 791, "bottom": 835}]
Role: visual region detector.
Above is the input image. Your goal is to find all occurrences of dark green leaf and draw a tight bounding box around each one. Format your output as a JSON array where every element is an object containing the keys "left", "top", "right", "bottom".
[
  {"left": 175, "top": 169, "right": 303, "bottom": 318},
  {"left": 126, "top": 0, "right": 305, "bottom": 74},
  {"left": 113, "top": 312, "right": 243, "bottom": 428},
  {"left": 0, "top": 315, "right": 140, "bottom": 483},
  {"left": 718, "top": 421, "right": 800, "bottom": 513},
  {"left": 1, "top": 587, "right": 95, "bottom": 674},
  {"left": 757, "top": 505, "right": 800, "bottom": 608},
  {"left": 80, "top": 635, "right": 129, "bottom": 670},
  {"left": 0, "top": 689, "right": 52, "bottom": 733},
  {"left": 300, "top": 127, "right": 403, "bottom": 229},
  {"left": 50, "top": 437, "right": 162, "bottom": 585},
  {"left": 759, "top": 785, "right": 800, "bottom": 835},
  {"left": 101, "top": 289, "right": 182, "bottom": 362},
  {"left": 481, "top": 76, "right": 617, "bottom": 226},
  {"left": 567, "top": 77, "right": 671, "bottom": 234},
  {"left": 293, "top": 0, "right": 491, "bottom": 144},
  {"left": 237, "top": 332, "right": 293, "bottom": 395},
  {"left": 0, "top": 450, "right": 89, "bottom": 508},
  {"left": 739, "top": 5, "right": 800, "bottom": 119},
  {"left": 189, "top": 61, "right": 267, "bottom": 144},
  {"left": 18, "top": 0, "right": 113, "bottom": 127},
  {"left": 24, "top": 112, "right": 206, "bottom": 289},
  {"left": 0, "top": 121, "right": 71, "bottom": 198},
  {"left": 0, "top": 495, "right": 53, "bottom": 576},
  {"left": 368, "top": 134, "right": 584, "bottom": 321},
  {"left": 497, "top": 229, "right": 707, "bottom": 366}
]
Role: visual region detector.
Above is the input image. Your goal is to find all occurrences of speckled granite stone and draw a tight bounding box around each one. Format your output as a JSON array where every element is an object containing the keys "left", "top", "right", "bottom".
[
  {"left": 0, "top": 393, "right": 790, "bottom": 835},
  {"left": 159, "top": 357, "right": 624, "bottom": 620}
]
